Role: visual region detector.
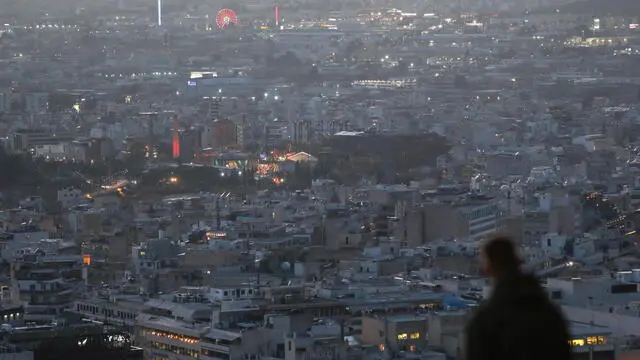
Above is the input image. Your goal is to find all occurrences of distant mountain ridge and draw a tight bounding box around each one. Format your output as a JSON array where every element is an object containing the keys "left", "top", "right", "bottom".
[{"left": 539, "top": 0, "right": 640, "bottom": 15}]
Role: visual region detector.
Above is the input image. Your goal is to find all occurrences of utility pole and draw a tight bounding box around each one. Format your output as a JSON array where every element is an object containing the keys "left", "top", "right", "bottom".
[{"left": 384, "top": 306, "right": 390, "bottom": 354}]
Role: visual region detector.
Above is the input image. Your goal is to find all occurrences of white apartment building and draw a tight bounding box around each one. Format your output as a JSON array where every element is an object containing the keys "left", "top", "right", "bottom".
[{"left": 11, "top": 251, "right": 86, "bottom": 322}]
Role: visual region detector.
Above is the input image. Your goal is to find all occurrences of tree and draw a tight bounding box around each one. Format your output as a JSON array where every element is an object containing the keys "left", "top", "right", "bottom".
[
  {"left": 344, "top": 38, "right": 364, "bottom": 60},
  {"left": 48, "top": 93, "right": 76, "bottom": 113},
  {"left": 268, "top": 51, "right": 303, "bottom": 69},
  {"left": 0, "top": 148, "right": 40, "bottom": 190},
  {"left": 291, "top": 162, "right": 313, "bottom": 189},
  {"left": 396, "top": 60, "right": 409, "bottom": 75},
  {"left": 582, "top": 95, "right": 595, "bottom": 110},
  {"left": 454, "top": 74, "right": 468, "bottom": 88}
]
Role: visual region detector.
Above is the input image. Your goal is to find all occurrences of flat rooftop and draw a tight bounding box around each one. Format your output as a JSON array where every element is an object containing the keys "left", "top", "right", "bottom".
[
  {"left": 386, "top": 314, "right": 428, "bottom": 323},
  {"left": 569, "top": 322, "right": 611, "bottom": 337}
]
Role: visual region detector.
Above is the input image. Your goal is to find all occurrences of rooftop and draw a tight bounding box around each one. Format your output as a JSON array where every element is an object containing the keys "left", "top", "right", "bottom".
[
  {"left": 136, "top": 313, "right": 206, "bottom": 337},
  {"left": 569, "top": 322, "right": 612, "bottom": 337},
  {"left": 386, "top": 314, "right": 428, "bottom": 323}
]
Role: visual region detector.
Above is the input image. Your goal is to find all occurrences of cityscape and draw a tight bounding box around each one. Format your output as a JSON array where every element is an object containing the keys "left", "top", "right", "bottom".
[{"left": 0, "top": 0, "right": 638, "bottom": 359}]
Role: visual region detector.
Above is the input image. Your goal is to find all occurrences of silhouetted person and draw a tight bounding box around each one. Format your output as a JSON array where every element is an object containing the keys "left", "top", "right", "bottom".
[{"left": 466, "top": 236, "right": 572, "bottom": 360}]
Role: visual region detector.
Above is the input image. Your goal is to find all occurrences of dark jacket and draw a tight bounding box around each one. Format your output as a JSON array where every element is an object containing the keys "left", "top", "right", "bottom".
[{"left": 466, "top": 273, "right": 572, "bottom": 360}]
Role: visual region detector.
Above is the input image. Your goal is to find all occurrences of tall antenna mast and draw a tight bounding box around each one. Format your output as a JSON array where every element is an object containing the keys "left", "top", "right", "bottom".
[
  {"left": 157, "top": 0, "right": 162, "bottom": 26},
  {"left": 172, "top": 115, "right": 180, "bottom": 160}
]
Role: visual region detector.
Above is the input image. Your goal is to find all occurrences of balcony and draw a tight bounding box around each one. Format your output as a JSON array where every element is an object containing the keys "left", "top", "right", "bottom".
[
  {"left": 18, "top": 280, "right": 69, "bottom": 293},
  {"left": 25, "top": 288, "right": 77, "bottom": 306},
  {"left": 14, "top": 269, "right": 60, "bottom": 281}
]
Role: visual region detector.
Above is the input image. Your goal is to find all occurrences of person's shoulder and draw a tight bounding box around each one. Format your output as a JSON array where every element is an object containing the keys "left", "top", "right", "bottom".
[{"left": 467, "top": 301, "right": 494, "bottom": 330}]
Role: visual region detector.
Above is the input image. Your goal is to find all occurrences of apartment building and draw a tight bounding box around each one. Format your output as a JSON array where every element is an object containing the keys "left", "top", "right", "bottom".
[
  {"left": 398, "top": 194, "right": 500, "bottom": 245},
  {"left": 9, "top": 242, "right": 85, "bottom": 322},
  {"left": 361, "top": 313, "right": 428, "bottom": 353}
]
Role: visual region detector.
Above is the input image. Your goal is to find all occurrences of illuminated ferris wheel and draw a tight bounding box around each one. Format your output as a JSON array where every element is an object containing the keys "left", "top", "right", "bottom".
[{"left": 216, "top": 8, "right": 238, "bottom": 29}]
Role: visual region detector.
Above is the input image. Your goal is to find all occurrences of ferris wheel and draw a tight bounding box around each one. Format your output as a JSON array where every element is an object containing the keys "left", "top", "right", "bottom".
[{"left": 216, "top": 8, "right": 238, "bottom": 29}]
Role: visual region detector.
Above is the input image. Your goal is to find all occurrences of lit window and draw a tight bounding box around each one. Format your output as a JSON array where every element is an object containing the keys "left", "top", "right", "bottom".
[
  {"left": 379, "top": 344, "right": 385, "bottom": 351},
  {"left": 397, "top": 333, "right": 408, "bottom": 340},
  {"left": 409, "top": 345, "right": 416, "bottom": 352},
  {"left": 410, "top": 333, "right": 420, "bottom": 339},
  {"left": 145, "top": 329, "right": 199, "bottom": 345},
  {"left": 586, "top": 336, "right": 607, "bottom": 345},
  {"left": 570, "top": 339, "right": 585, "bottom": 347}
]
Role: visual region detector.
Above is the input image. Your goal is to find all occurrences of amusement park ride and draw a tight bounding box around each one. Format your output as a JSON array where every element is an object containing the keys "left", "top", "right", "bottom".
[
  {"left": 155, "top": 0, "right": 284, "bottom": 31},
  {"left": 156, "top": 0, "right": 240, "bottom": 29},
  {"left": 215, "top": 8, "right": 239, "bottom": 29}
]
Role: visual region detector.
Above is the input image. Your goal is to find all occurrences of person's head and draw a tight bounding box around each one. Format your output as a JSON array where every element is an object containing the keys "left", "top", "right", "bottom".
[{"left": 480, "top": 236, "right": 522, "bottom": 280}]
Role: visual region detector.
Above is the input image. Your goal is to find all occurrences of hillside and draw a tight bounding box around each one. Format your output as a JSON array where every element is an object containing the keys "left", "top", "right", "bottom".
[{"left": 539, "top": 0, "right": 640, "bottom": 15}]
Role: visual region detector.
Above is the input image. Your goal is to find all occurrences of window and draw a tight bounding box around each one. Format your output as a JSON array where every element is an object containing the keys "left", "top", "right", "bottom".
[
  {"left": 201, "top": 348, "right": 229, "bottom": 359},
  {"left": 410, "top": 333, "right": 420, "bottom": 340},
  {"left": 611, "top": 284, "right": 637, "bottom": 294},
  {"left": 288, "top": 341, "right": 292, "bottom": 351},
  {"left": 409, "top": 345, "right": 416, "bottom": 352},
  {"left": 569, "top": 339, "right": 585, "bottom": 347},
  {"left": 144, "top": 329, "right": 199, "bottom": 344},
  {"left": 379, "top": 344, "right": 385, "bottom": 351},
  {"left": 586, "top": 336, "right": 607, "bottom": 345},
  {"left": 397, "top": 333, "right": 408, "bottom": 340}
]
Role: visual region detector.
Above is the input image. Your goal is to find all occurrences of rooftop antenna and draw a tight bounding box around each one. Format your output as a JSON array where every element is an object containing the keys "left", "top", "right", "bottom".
[{"left": 216, "top": 195, "right": 221, "bottom": 230}]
